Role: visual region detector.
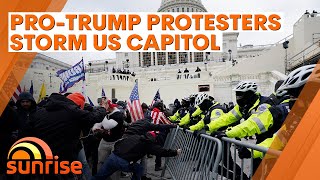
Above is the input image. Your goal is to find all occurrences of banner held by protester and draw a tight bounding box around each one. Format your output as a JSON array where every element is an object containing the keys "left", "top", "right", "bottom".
[{"left": 57, "top": 59, "right": 85, "bottom": 93}]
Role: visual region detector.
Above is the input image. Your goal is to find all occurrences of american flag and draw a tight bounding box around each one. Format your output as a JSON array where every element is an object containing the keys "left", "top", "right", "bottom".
[
  {"left": 127, "top": 82, "right": 144, "bottom": 122},
  {"left": 12, "top": 84, "right": 22, "bottom": 103},
  {"left": 151, "top": 89, "right": 161, "bottom": 107},
  {"left": 151, "top": 108, "right": 171, "bottom": 125}
]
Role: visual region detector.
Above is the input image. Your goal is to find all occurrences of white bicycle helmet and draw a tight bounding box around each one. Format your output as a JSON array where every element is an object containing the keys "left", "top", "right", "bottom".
[
  {"left": 277, "top": 64, "right": 319, "bottom": 92},
  {"left": 194, "top": 93, "right": 209, "bottom": 107},
  {"left": 233, "top": 81, "right": 258, "bottom": 93}
]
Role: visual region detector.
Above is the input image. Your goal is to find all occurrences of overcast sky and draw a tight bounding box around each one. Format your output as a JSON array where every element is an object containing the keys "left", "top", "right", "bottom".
[{"left": 43, "top": 0, "right": 319, "bottom": 65}]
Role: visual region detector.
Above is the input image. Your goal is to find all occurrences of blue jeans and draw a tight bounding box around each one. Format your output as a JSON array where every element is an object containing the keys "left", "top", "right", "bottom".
[
  {"left": 92, "top": 153, "right": 143, "bottom": 180},
  {"left": 78, "top": 147, "right": 92, "bottom": 180}
]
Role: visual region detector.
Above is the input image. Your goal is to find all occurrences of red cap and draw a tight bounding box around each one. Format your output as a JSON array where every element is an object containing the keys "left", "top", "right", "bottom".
[
  {"left": 107, "top": 100, "right": 118, "bottom": 108},
  {"left": 67, "top": 93, "right": 85, "bottom": 109}
]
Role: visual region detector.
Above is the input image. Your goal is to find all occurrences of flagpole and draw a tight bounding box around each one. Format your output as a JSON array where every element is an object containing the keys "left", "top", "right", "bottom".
[{"left": 81, "top": 57, "right": 86, "bottom": 98}]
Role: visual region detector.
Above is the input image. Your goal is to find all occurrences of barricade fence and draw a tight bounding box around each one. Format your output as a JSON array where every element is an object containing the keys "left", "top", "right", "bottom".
[
  {"left": 161, "top": 127, "right": 222, "bottom": 180},
  {"left": 161, "top": 127, "right": 281, "bottom": 180}
]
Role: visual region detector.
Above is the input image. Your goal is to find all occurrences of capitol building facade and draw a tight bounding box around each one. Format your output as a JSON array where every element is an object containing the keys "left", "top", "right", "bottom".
[
  {"left": 20, "top": 0, "right": 320, "bottom": 106},
  {"left": 116, "top": 0, "right": 239, "bottom": 71}
]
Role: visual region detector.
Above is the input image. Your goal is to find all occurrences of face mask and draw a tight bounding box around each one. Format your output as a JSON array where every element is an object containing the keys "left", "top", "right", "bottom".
[
  {"left": 236, "top": 91, "right": 255, "bottom": 108},
  {"left": 236, "top": 96, "right": 247, "bottom": 107},
  {"left": 199, "top": 99, "right": 212, "bottom": 111}
]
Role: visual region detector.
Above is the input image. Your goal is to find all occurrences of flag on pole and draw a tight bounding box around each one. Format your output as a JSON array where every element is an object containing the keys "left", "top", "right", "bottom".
[
  {"left": 82, "top": 80, "right": 86, "bottom": 96},
  {"left": 38, "top": 83, "right": 46, "bottom": 103},
  {"left": 101, "top": 88, "right": 106, "bottom": 97},
  {"left": 87, "top": 96, "right": 94, "bottom": 106},
  {"left": 127, "top": 82, "right": 144, "bottom": 122},
  {"left": 12, "top": 85, "right": 22, "bottom": 103},
  {"left": 29, "top": 80, "right": 33, "bottom": 95},
  {"left": 57, "top": 59, "right": 85, "bottom": 93},
  {"left": 151, "top": 89, "right": 161, "bottom": 107}
]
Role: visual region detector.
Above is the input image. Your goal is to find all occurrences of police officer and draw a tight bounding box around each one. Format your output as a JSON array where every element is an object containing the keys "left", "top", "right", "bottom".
[
  {"left": 189, "top": 93, "right": 226, "bottom": 132},
  {"left": 239, "top": 64, "right": 320, "bottom": 164},
  {"left": 169, "top": 97, "right": 191, "bottom": 123},
  {"left": 206, "top": 81, "right": 274, "bottom": 179}
]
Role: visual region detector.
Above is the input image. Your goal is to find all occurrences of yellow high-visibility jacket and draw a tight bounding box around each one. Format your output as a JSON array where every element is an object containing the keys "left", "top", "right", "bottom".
[
  {"left": 189, "top": 102, "right": 225, "bottom": 131},
  {"left": 253, "top": 126, "right": 287, "bottom": 159},
  {"left": 225, "top": 99, "right": 290, "bottom": 142},
  {"left": 179, "top": 107, "right": 203, "bottom": 126}
]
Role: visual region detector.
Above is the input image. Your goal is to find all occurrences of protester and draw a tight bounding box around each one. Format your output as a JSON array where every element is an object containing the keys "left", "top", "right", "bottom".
[
  {"left": 151, "top": 101, "right": 172, "bottom": 171},
  {"left": 141, "top": 103, "right": 152, "bottom": 121},
  {"left": 16, "top": 92, "right": 37, "bottom": 139},
  {"left": 26, "top": 93, "right": 105, "bottom": 161},
  {"left": 82, "top": 103, "right": 107, "bottom": 176},
  {"left": 0, "top": 104, "right": 18, "bottom": 177},
  {"left": 94, "top": 99, "right": 125, "bottom": 179},
  {"left": 93, "top": 119, "right": 180, "bottom": 180}
]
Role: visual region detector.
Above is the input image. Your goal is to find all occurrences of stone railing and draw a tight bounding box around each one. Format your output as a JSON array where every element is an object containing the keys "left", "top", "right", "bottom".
[
  {"left": 87, "top": 72, "right": 135, "bottom": 82},
  {"left": 287, "top": 40, "right": 320, "bottom": 70}
]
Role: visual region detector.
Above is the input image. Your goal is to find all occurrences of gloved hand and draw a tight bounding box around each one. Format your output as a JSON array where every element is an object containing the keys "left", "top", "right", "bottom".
[
  {"left": 238, "top": 147, "right": 252, "bottom": 159},
  {"left": 193, "top": 129, "right": 206, "bottom": 140},
  {"left": 203, "top": 116, "right": 210, "bottom": 124},
  {"left": 210, "top": 131, "right": 226, "bottom": 139},
  {"left": 204, "top": 125, "right": 209, "bottom": 131},
  {"left": 170, "top": 124, "right": 177, "bottom": 129},
  {"left": 189, "top": 117, "right": 198, "bottom": 125},
  {"left": 182, "top": 126, "right": 189, "bottom": 133}
]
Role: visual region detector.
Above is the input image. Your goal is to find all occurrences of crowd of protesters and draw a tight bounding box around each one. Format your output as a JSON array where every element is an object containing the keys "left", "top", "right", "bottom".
[{"left": 0, "top": 92, "right": 180, "bottom": 180}]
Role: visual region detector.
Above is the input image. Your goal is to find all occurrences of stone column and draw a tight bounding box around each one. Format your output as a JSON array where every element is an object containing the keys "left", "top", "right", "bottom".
[
  {"left": 151, "top": 52, "right": 154, "bottom": 66},
  {"left": 176, "top": 52, "right": 179, "bottom": 64},
  {"left": 165, "top": 52, "right": 169, "bottom": 65},
  {"left": 155, "top": 52, "right": 158, "bottom": 66}
]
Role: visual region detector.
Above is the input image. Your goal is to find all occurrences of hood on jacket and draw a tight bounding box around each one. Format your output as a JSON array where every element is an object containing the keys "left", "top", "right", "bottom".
[
  {"left": 45, "top": 93, "right": 79, "bottom": 111},
  {"left": 16, "top": 92, "right": 36, "bottom": 111}
]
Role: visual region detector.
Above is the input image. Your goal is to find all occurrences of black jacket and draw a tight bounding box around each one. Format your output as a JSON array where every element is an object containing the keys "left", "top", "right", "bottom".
[
  {"left": 27, "top": 93, "right": 105, "bottom": 161},
  {"left": 112, "top": 119, "right": 177, "bottom": 162},
  {"left": 113, "top": 134, "right": 177, "bottom": 163},
  {"left": 16, "top": 92, "right": 37, "bottom": 138},
  {"left": 0, "top": 105, "right": 18, "bottom": 174},
  {"left": 101, "top": 108, "right": 125, "bottom": 142},
  {"left": 124, "top": 119, "right": 176, "bottom": 136}
]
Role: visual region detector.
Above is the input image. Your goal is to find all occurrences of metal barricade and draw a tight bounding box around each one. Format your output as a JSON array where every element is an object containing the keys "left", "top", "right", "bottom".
[
  {"left": 218, "top": 137, "right": 282, "bottom": 180},
  {"left": 161, "top": 128, "right": 282, "bottom": 180},
  {"left": 161, "top": 127, "right": 222, "bottom": 180}
]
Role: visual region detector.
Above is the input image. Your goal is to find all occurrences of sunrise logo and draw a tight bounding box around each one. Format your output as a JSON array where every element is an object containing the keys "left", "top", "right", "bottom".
[{"left": 7, "top": 137, "right": 82, "bottom": 175}]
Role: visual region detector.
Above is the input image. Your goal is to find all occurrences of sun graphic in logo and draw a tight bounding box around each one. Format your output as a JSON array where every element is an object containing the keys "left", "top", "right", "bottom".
[
  {"left": 7, "top": 137, "right": 83, "bottom": 175},
  {"left": 7, "top": 137, "right": 53, "bottom": 160}
]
